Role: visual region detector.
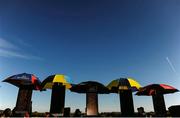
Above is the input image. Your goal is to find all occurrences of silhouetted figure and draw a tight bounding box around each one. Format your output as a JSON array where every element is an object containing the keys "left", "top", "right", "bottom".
[
  {"left": 2, "top": 108, "right": 12, "bottom": 117},
  {"left": 12, "top": 107, "right": 16, "bottom": 116},
  {"left": 168, "top": 105, "right": 180, "bottom": 117},
  {"left": 64, "top": 107, "right": 70, "bottom": 117},
  {"left": 137, "top": 107, "right": 145, "bottom": 117},
  {"left": 45, "top": 112, "right": 50, "bottom": 117},
  {"left": 74, "top": 109, "right": 81, "bottom": 117}
]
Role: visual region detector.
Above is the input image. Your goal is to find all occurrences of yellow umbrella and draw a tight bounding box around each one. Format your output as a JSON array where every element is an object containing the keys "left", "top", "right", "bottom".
[
  {"left": 41, "top": 74, "right": 72, "bottom": 114},
  {"left": 107, "top": 77, "right": 141, "bottom": 117},
  {"left": 107, "top": 77, "right": 141, "bottom": 92},
  {"left": 41, "top": 74, "right": 72, "bottom": 89}
]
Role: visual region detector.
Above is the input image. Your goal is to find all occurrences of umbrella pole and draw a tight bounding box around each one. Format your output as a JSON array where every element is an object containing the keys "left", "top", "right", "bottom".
[
  {"left": 50, "top": 83, "right": 65, "bottom": 116},
  {"left": 15, "top": 87, "right": 33, "bottom": 116},
  {"left": 86, "top": 93, "right": 98, "bottom": 116},
  {"left": 152, "top": 94, "right": 166, "bottom": 116},
  {"left": 119, "top": 90, "right": 134, "bottom": 116}
]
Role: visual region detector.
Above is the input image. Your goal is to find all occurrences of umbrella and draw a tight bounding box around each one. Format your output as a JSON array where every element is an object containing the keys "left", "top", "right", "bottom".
[
  {"left": 41, "top": 74, "right": 72, "bottom": 115},
  {"left": 2, "top": 73, "right": 41, "bottom": 116},
  {"left": 136, "top": 84, "right": 178, "bottom": 95},
  {"left": 107, "top": 78, "right": 141, "bottom": 92},
  {"left": 41, "top": 74, "right": 72, "bottom": 89},
  {"left": 70, "top": 81, "right": 109, "bottom": 116},
  {"left": 136, "top": 84, "right": 179, "bottom": 116},
  {"left": 107, "top": 78, "right": 141, "bottom": 116},
  {"left": 70, "top": 81, "right": 109, "bottom": 93},
  {"left": 3, "top": 73, "right": 41, "bottom": 90}
]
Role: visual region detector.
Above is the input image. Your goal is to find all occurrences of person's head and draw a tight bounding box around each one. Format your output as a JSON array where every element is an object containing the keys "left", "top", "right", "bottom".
[
  {"left": 137, "top": 107, "right": 145, "bottom": 113},
  {"left": 75, "top": 109, "right": 81, "bottom": 113},
  {"left": 3, "top": 108, "right": 12, "bottom": 117},
  {"left": 45, "top": 112, "right": 50, "bottom": 117},
  {"left": 75, "top": 109, "right": 81, "bottom": 116}
]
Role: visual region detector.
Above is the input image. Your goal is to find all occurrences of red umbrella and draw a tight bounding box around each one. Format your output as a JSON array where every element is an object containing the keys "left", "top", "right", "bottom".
[
  {"left": 136, "top": 84, "right": 179, "bottom": 117},
  {"left": 136, "top": 84, "right": 178, "bottom": 95}
]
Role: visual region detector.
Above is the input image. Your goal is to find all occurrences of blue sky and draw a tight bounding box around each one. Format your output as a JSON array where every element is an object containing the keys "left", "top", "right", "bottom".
[{"left": 0, "top": 0, "right": 180, "bottom": 113}]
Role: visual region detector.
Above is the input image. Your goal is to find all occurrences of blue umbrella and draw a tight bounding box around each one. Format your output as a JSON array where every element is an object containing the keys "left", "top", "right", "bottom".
[{"left": 3, "top": 73, "right": 41, "bottom": 90}]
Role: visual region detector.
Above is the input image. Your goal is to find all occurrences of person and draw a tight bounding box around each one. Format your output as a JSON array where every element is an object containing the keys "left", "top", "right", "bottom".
[
  {"left": 2, "top": 108, "right": 12, "bottom": 117},
  {"left": 11, "top": 107, "right": 18, "bottom": 117},
  {"left": 74, "top": 109, "right": 81, "bottom": 117},
  {"left": 45, "top": 112, "right": 50, "bottom": 117},
  {"left": 137, "top": 107, "right": 145, "bottom": 117}
]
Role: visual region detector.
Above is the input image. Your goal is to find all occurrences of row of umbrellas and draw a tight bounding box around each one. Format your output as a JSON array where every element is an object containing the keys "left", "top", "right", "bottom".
[{"left": 2, "top": 73, "right": 179, "bottom": 116}]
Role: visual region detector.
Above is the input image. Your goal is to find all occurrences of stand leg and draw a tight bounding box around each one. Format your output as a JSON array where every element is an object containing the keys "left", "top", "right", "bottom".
[
  {"left": 152, "top": 94, "right": 166, "bottom": 116},
  {"left": 86, "top": 93, "right": 98, "bottom": 116},
  {"left": 50, "top": 83, "right": 65, "bottom": 116},
  {"left": 119, "top": 90, "right": 134, "bottom": 116}
]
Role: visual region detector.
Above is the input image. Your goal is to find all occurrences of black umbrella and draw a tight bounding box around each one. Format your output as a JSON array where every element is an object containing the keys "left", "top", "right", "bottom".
[{"left": 70, "top": 81, "right": 109, "bottom": 116}]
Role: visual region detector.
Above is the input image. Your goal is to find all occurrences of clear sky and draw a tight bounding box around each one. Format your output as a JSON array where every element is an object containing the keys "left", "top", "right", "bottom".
[{"left": 0, "top": 0, "right": 180, "bottom": 113}]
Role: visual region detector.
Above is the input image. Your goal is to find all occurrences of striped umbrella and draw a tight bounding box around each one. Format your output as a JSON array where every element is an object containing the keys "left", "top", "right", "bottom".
[
  {"left": 136, "top": 84, "right": 179, "bottom": 116},
  {"left": 107, "top": 78, "right": 141, "bottom": 117},
  {"left": 41, "top": 74, "right": 72, "bottom": 115},
  {"left": 41, "top": 74, "right": 72, "bottom": 89},
  {"left": 107, "top": 78, "right": 141, "bottom": 92}
]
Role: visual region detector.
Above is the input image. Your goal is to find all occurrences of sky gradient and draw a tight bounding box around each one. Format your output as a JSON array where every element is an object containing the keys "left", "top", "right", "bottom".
[{"left": 0, "top": 0, "right": 180, "bottom": 113}]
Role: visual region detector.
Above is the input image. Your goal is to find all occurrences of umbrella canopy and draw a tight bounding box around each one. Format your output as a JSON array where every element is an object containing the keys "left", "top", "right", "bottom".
[
  {"left": 2, "top": 73, "right": 41, "bottom": 90},
  {"left": 136, "top": 84, "right": 179, "bottom": 96},
  {"left": 41, "top": 74, "right": 72, "bottom": 89},
  {"left": 70, "top": 81, "right": 109, "bottom": 94},
  {"left": 107, "top": 78, "right": 141, "bottom": 93}
]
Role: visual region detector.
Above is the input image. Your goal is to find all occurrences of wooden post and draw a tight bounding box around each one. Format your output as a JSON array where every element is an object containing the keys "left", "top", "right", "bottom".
[
  {"left": 152, "top": 94, "right": 166, "bottom": 116},
  {"left": 15, "top": 87, "right": 33, "bottom": 116},
  {"left": 86, "top": 93, "right": 98, "bottom": 116},
  {"left": 50, "top": 83, "right": 65, "bottom": 116},
  {"left": 119, "top": 90, "right": 134, "bottom": 116}
]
